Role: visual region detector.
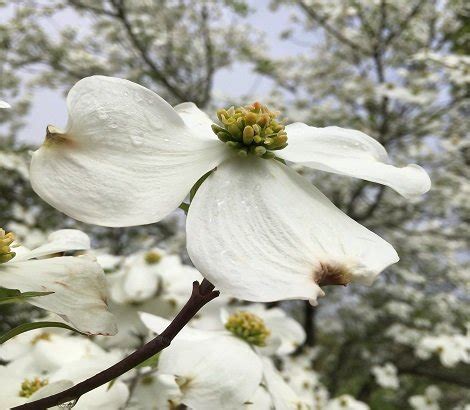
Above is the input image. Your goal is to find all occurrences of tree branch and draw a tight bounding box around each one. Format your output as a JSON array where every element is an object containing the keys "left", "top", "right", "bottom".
[
  {"left": 296, "top": 0, "right": 371, "bottom": 56},
  {"left": 13, "top": 279, "right": 219, "bottom": 410},
  {"left": 200, "top": 4, "right": 215, "bottom": 107},
  {"left": 383, "top": 0, "right": 427, "bottom": 48},
  {"left": 398, "top": 364, "right": 470, "bottom": 389},
  {"left": 112, "top": 0, "right": 188, "bottom": 102},
  {"left": 303, "top": 301, "right": 317, "bottom": 347}
]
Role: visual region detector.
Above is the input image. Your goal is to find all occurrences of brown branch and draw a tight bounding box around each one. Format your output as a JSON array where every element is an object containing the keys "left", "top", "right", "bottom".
[
  {"left": 398, "top": 364, "right": 470, "bottom": 389},
  {"left": 67, "top": 0, "right": 119, "bottom": 17},
  {"left": 13, "top": 279, "right": 219, "bottom": 410},
  {"left": 356, "top": 186, "right": 386, "bottom": 222},
  {"left": 303, "top": 301, "right": 317, "bottom": 347}
]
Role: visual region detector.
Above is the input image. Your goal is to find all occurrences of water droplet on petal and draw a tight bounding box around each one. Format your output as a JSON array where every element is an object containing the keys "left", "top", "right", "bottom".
[
  {"left": 130, "top": 132, "right": 144, "bottom": 147},
  {"left": 97, "top": 108, "right": 109, "bottom": 120}
]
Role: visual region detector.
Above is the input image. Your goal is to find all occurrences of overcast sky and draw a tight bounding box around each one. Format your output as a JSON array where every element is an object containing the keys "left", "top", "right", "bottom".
[{"left": 1, "top": 0, "right": 311, "bottom": 144}]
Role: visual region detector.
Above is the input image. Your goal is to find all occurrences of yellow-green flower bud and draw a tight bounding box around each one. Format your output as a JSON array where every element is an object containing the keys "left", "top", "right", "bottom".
[
  {"left": 216, "top": 109, "right": 227, "bottom": 122},
  {"left": 225, "top": 311, "right": 271, "bottom": 347},
  {"left": 245, "top": 112, "right": 258, "bottom": 125},
  {"left": 228, "top": 123, "right": 242, "bottom": 139},
  {"left": 0, "top": 228, "right": 16, "bottom": 264},
  {"left": 237, "top": 148, "right": 248, "bottom": 157},
  {"left": 243, "top": 126, "right": 255, "bottom": 145},
  {"left": 254, "top": 146, "right": 267, "bottom": 157},
  {"left": 262, "top": 151, "right": 276, "bottom": 159}
]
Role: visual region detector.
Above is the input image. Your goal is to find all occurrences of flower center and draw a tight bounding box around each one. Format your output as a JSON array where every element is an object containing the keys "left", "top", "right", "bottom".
[
  {"left": 30, "top": 332, "right": 52, "bottom": 345},
  {"left": 212, "top": 102, "right": 288, "bottom": 159},
  {"left": 0, "top": 228, "right": 16, "bottom": 264},
  {"left": 225, "top": 310, "right": 271, "bottom": 346},
  {"left": 144, "top": 250, "right": 162, "bottom": 265},
  {"left": 18, "top": 377, "right": 49, "bottom": 398}
]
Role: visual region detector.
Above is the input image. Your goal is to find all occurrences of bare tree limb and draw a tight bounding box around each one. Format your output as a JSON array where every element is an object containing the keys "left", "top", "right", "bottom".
[
  {"left": 383, "top": 0, "right": 427, "bottom": 48},
  {"left": 112, "top": 0, "right": 188, "bottom": 102},
  {"left": 296, "top": 0, "right": 371, "bottom": 55}
]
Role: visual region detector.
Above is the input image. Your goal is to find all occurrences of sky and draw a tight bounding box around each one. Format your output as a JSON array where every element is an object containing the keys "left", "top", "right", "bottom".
[{"left": 1, "top": 0, "right": 312, "bottom": 144}]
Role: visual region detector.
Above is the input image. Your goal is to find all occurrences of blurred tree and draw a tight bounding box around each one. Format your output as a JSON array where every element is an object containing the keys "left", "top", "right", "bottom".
[
  {"left": 256, "top": 0, "right": 470, "bottom": 407},
  {"left": 0, "top": 0, "right": 259, "bottom": 254},
  {"left": 0, "top": 0, "right": 469, "bottom": 408}
]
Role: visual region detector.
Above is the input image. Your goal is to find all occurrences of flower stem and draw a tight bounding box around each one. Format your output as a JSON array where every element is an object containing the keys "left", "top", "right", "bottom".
[{"left": 12, "top": 279, "right": 219, "bottom": 410}]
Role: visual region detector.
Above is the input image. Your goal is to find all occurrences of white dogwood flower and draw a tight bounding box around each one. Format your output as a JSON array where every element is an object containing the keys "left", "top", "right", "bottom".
[
  {"left": 140, "top": 312, "right": 263, "bottom": 410},
  {"left": 0, "top": 332, "right": 128, "bottom": 409},
  {"left": 326, "top": 395, "right": 370, "bottom": 410},
  {"left": 409, "top": 385, "right": 442, "bottom": 410},
  {"left": 30, "top": 76, "right": 431, "bottom": 303},
  {"left": 0, "top": 228, "right": 117, "bottom": 335},
  {"left": 371, "top": 363, "right": 399, "bottom": 389},
  {"left": 416, "top": 333, "right": 470, "bottom": 367},
  {"left": 218, "top": 304, "right": 305, "bottom": 355},
  {"left": 0, "top": 100, "right": 10, "bottom": 108},
  {"left": 141, "top": 312, "right": 310, "bottom": 409}
]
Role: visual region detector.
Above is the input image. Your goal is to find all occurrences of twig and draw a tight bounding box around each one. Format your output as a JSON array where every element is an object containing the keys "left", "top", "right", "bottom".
[
  {"left": 13, "top": 279, "right": 219, "bottom": 410},
  {"left": 296, "top": 0, "right": 371, "bottom": 56}
]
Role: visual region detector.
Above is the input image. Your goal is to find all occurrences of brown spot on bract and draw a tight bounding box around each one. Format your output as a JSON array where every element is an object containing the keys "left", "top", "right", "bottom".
[
  {"left": 44, "top": 125, "right": 73, "bottom": 147},
  {"left": 315, "top": 262, "right": 352, "bottom": 286}
]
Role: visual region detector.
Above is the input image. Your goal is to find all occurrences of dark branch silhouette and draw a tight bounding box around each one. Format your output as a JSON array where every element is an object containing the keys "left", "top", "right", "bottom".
[{"left": 13, "top": 279, "right": 219, "bottom": 410}]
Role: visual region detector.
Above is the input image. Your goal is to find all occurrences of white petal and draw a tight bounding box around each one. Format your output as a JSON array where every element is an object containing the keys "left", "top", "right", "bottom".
[
  {"left": 159, "top": 334, "right": 263, "bottom": 410},
  {"left": 30, "top": 76, "right": 227, "bottom": 227},
  {"left": 232, "top": 305, "right": 306, "bottom": 355},
  {"left": 27, "top": 380, "right": 74, "bottom": 403},
  {"left": 14, "top": 229, "right": 91, "bottom": 261},
  {"left": 280, "top": 123, "right": 431, "bottom": 198},
  {"left": 50, "top": 356, "right": 129, "bottom": 410},
  {"left": 244, "top": 386, "right": 273, "bottom": 409},
  {"left": 0, "top": 100, "right": 11, "bottom": 109},
  {"left": 122, "top": 265, "right": 159, "bottom": 302},
  {"left": 174, "top": 102, "right": 217, "bottom": 142},
  {"left": 0, "top": 256, "right": 117, "bottom": 335},
  {"left": 139, "top": 312, "right": 216, "bottom": 341},
  {"left": 187, "top": 157, "right": 398, "bottom": 302},
  {"left": 133, "top": 374, "right": 182, "bottom": 409},
  {"left": 261, "top": 357, "right": 306, "bottom": 410},
  {"left": 262, "top": 309, "right": 306, "bottom": 355}
]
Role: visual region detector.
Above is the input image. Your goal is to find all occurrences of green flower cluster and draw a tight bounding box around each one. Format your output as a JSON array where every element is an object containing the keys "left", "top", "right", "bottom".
[
  {"left": 0, "top": 228, "right": 15, "bottom": 264},
  {"left": 225, "top": 310, "right": 271, "bottom": 346},
  {"left": 211, "top": 102, "right": 288, "bottom": 159},
  {"left": 19, "top": 377, "right": 49, "bottom": 398}
]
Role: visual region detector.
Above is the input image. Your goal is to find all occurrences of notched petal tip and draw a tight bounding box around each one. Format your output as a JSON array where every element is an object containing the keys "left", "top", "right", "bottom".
[{"left": 43, "top": 125, "right": 71, "bottom": 147}]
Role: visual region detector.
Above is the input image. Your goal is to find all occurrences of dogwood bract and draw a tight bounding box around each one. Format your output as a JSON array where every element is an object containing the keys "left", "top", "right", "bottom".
[
  {"left": 0, "top": 228, "right": 117, "bottom": 335},
  {"left": 140, "top": 312, "right": 309, "bottom": 409},
  {"left": 30, "top": 76, "right": 431, "bottom": 303}
]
